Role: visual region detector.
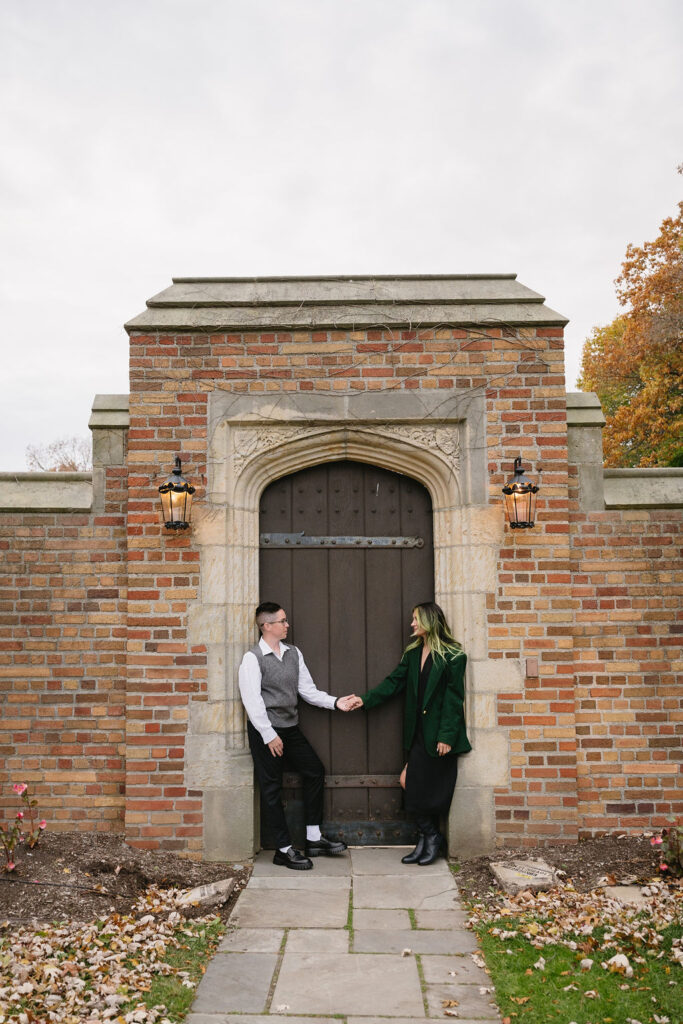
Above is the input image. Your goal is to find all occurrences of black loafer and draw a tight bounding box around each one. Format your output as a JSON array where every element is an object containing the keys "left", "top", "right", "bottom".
[
  {"left": 305, "top": 834, "right": 348, "bottom": 857},
  {"left": 273, "top": 847, "right": 313, "bottom": 870}
]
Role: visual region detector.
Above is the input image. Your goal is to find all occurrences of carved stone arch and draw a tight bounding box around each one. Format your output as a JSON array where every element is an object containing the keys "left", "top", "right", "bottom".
[{"left": 187, "top": 392, "right": 509, "bottom": 863}]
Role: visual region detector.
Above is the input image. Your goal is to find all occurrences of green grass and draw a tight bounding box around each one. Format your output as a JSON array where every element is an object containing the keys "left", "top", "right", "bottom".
[
  {"left": 474, "top": 917, "right": 682, "bottom": 1024},
  {"left": 122, "top": 916, "right": 226, "bottom": 1022}
]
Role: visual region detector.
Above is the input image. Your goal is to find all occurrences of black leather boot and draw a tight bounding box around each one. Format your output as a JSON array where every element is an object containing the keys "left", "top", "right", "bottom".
[
  {"left": 401, "top": 831, "right": 426, "bottom": 864},
  {"left": 417, "top": 819, "right": 444, "bottom": 866}
]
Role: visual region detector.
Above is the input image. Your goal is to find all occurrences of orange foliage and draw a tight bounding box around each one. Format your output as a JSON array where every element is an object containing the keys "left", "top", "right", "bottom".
[{"left": 578, "top": 199, "right": 683, "bottom": 467}]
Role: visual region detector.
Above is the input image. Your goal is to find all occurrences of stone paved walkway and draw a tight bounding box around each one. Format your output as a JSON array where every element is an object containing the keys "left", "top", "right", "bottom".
[{"left": 186, "top": 847, "right": 501, "bottom": 1024}]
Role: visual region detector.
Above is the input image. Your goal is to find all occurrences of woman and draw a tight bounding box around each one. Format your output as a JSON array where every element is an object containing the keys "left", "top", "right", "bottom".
[{"left": 360, "top": 602, "right": 470, "bottom": 865}]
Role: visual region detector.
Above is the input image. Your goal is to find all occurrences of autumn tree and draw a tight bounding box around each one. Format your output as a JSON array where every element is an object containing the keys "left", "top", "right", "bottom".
[
  {"left": 578, "top": 198, "right": 683, "bottom": 467},
  {"left": 25, "top": 436, "right": 92, "bottom": 472}
]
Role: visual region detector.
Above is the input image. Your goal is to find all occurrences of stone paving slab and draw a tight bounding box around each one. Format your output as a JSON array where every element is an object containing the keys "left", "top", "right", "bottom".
[
  {"left": 187, "top": 1017, "right": 332, "bottom": 1024},
  {"left": 230, "top": 887, "right": 349, "bottom": 928},
  {"left": 353, "top": 873, "right": 457, "bottom": 909},
  {"left": 426, "top": 982, "right": 499, "bottom": 1019},
  {"left": 353, "top": 928, "right": 477, "bottom": 954},
  {"left": 350, "top": 846, "right": 450, "bottom": 876},
  {"left": 350, "top": 1020, "right": 495, "bottom": 1024},
  {"left": 286, "top": 928, "right": 350, "bottom": 952},
  {"left": 252, "top": 850, "right": 351, "bottom": 876},
  {"left": 248, "top": 875, "right": 350, "bottom": 891},
  {"left": 189, "top": 953, "right": 278, "bottom": 1014},
  {"left": 272, "top": 952, "right": 425, "bottom": 1016},
  {"left": 353, "top": 908, "right": 412, "bottom": 930},
  {"left": 415, "top": 908, "right": 470, "bottom": 929},
  {"left": 421, "top": 953, "right": 492, "bottom": 986},
  {"left": 218, "top": 927, "right": 284, "bottom": 952}
]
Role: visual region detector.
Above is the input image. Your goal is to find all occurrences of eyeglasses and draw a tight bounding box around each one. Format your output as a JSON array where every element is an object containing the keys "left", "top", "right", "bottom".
[{"left": 268, "top": 617, "right": 289, "bottom": 625}]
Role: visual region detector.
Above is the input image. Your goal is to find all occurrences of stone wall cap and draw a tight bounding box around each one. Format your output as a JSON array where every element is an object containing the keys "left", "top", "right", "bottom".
[
  {"left": 566, "top": 392, "right": 606, "bottom": 427},
  {"left": 126, "top": 274, "right": 569, "bottom": 332},
  {"left": 92, "top": 394, "right": 130, "bottom": 411}
]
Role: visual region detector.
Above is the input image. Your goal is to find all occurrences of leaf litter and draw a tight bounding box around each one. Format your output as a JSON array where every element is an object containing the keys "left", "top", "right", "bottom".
[{"left": 0, "top": 884, "right": 219, "bottom": 1023}]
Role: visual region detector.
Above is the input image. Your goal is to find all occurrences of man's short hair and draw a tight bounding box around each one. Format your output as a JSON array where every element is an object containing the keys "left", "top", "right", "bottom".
[{"left": 256, "top": 601, "right": 282, "bottom": 629}]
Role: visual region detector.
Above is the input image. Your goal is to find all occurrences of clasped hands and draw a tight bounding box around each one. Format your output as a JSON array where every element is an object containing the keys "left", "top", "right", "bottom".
[{"left": 336, "top": 694, "right": 363, "bottom": 712}]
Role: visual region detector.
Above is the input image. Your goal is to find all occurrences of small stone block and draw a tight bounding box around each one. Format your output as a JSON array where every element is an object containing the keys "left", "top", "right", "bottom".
[
  {"left": 177, "top": 877, "right": 235, "bottom": 908},
  {"left": 489, "top": 857, "right": 556, "bottom": 894}
]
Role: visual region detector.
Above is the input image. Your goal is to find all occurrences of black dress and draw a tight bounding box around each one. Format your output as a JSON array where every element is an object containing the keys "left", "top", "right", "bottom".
[{"left": 404, "top": 653, "right": 459, "bottom": 817}]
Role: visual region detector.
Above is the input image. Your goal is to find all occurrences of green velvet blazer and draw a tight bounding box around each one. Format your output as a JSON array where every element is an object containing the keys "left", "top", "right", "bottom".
[{"left": 361, "top": 645, "right": 471, "bottom": 759}]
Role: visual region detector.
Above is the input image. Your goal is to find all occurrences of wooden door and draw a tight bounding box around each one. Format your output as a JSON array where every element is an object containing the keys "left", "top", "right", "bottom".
[{"left": 258, "top": 460, "right": 433, "bottom": 846}]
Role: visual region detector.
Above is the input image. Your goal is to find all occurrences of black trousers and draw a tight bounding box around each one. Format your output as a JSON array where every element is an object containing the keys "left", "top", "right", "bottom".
[{"left": 247, "top": 722, "right": 325, "bottom": 849}]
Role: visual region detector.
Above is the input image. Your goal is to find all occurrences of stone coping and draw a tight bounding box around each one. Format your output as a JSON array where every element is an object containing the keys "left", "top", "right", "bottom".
[
  {"left": 126, "top": 273, "right": 568, "bottom": 330},
  {"left": 0, "top": 473, "right": 93, "bottom": 511},
  {"left": 604, "top": 467, "right": 683, "bottom": 508}
]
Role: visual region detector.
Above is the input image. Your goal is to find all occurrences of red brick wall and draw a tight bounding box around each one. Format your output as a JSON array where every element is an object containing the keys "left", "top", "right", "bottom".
[
  {"left": 0, "top": 467, "right": 127, "bottom": 831},
  {"left": 570, "top": 499, "right": 683, "bottom": 835},
  {"left": 1, "top": 322, "right": 679, "bottom": 856},
  {"left": 126, "top": 325, "right": 572, "bottom": 853}
]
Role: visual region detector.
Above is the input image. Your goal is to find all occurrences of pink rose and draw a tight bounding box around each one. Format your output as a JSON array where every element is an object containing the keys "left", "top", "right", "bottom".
[
  {"left": 39, "top": 821, "right": 47, "bottom": 829},
  {"left": 650, "top": 836, "right": 663, "bottom": 846},
  {"left": 16, "top": 811, "right": 24, "bottom": 820},
  {"left": 12, "top": 783, "right": 28, "bottom": 795},
  {"left": 6, "top": 862, "right": 15, "bottom": 871},
  {"left": 660, "top": 863, "right": 668, "bottom": 871}
]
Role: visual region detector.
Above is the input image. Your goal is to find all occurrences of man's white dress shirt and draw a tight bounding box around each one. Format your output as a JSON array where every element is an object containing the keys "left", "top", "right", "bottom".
[{"left": 238, "top": 636, "right": 336, "bottom": 744}]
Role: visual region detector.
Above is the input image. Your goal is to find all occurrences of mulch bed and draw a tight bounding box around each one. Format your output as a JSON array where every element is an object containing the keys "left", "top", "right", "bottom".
[
  {"left": 0, "top": 832, "right": 251, "bottom": 926},
  {"left": 456, "top": 833, "right": 662, "bottom": 909},
  {"left": 1, "top": 829, "right": 663, "bottom": 927}
]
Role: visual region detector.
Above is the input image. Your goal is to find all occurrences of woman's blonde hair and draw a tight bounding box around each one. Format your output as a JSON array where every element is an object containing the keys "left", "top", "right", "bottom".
[{"left": 405, "top": 601, "right": 463, "bottom": 662}]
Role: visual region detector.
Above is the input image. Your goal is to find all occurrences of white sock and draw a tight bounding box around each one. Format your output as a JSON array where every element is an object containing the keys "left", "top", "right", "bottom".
[
  {"left": 306, "top": 825, "right": 322, "bottom": 842},
  {"left": 279, "top": 845, "right": 293, "bottom": 854}
]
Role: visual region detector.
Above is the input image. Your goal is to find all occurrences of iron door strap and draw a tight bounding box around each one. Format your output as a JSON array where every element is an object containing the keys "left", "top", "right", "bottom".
[{"left": 260, "top": 532, "right": 424, "bottom": 548}]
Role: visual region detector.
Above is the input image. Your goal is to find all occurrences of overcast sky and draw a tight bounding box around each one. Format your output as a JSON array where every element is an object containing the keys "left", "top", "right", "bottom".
[{"left": 1, "top": 0, "right": 681, "bottom": 470}]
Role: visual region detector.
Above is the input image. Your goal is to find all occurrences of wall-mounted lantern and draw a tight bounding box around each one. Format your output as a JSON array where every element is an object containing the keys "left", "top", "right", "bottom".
[
  {"left": 159, "top": 455, "right": 195, "bottom": 530},
  {"left": 502, "top": 457, "right": 539, "bottom": 529}
]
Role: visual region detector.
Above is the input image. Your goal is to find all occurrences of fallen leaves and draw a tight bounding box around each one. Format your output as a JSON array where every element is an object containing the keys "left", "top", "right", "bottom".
[
  {"left": 0, "top": 884, "right": 216, "bottom": 1024},
  {"left": 469, "top": 876, "right": 683, "bottom": 970}
]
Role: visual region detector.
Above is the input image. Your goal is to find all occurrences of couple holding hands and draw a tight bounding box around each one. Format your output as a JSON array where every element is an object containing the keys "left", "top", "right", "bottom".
[{"left": 238, "top": 600, "right": 471, "bottom": 871}]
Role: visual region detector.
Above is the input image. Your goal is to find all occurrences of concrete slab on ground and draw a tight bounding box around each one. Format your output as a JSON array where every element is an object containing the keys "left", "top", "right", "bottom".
[
  {"left": 602, "top": 884, "right": 650, "bottom": 909},
  {"left": 231, "top": 888, "right": 349, "bottom": 928},
  {"left": 489, "top": 858, "right": 556, "bottom": 894},
  {"left": 272, "top": 951, "right": 425, "bottom": 1017},
  {"left": 354, "top": 928, "right": 477, "bottom": 955},
  {"left": 189, "top": 953, "right": 278, "bottom": 1014},
  {"left": 252, "top": 850, "right": 351, "bottom": 876}
]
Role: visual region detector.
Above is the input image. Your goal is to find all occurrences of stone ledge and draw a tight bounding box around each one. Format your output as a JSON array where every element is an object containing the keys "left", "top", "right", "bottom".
[
  {"left": 0, "top": 473, "right": 93, "bottom": 511},
  {"left": 604, "top": 468, "right": 683, "bottom": 508}
]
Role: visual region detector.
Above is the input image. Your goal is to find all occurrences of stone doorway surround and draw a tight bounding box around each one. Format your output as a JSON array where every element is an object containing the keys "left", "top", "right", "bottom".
[{"left": 184, "top": 389, "right": 522, "bottom": 860}]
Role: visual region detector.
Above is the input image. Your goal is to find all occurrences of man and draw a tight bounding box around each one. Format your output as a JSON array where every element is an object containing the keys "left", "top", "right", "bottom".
[{"left": 238, "top": 601, "right": 357, "bottom": 870}]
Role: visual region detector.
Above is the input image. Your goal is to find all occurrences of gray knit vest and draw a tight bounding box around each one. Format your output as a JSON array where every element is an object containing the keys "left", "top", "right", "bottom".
[{"left": 250, "top": 644, "right": 300, "bottom": 728}]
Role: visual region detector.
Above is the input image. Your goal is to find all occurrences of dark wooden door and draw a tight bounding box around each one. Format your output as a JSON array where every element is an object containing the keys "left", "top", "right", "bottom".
[{"left": 258, "top": 460, "right": 433, "bottom": 846}]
